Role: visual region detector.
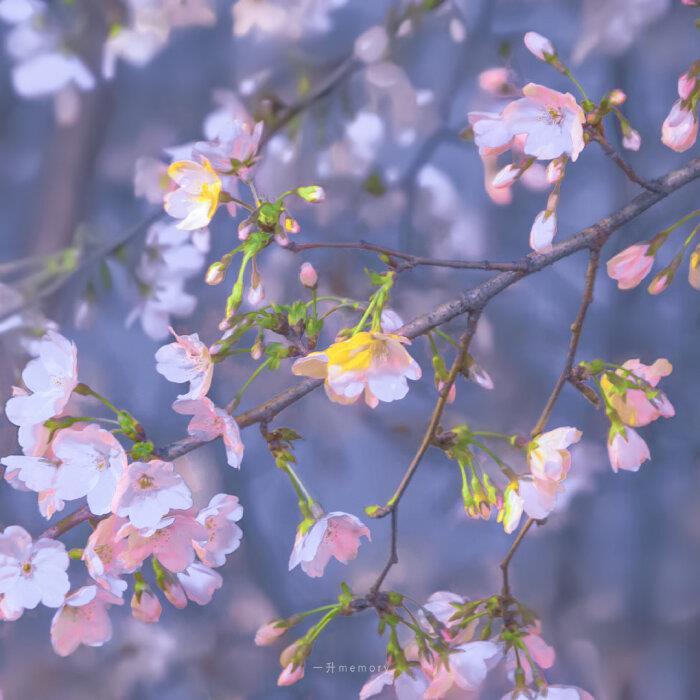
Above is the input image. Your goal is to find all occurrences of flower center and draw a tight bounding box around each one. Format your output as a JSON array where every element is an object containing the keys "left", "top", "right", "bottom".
[
  {"left": 21, "top": 562, "right": 32, "bottom": 576},
  {"left": 544, "top": 106, "right": 565, "bottom": 126},
  {"left": 138, "top": 474, "right": 155, "bottom": 490}
]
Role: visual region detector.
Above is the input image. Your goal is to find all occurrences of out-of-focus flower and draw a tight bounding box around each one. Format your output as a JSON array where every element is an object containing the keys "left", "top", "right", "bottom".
[
  {"left": 607, "top": 426, "right": 650, "bottom": 472},
  {"left": 354, "top": 25, "right": 388, "bottom": 64},
  {"left": 50, "top": 585, "right": 123, "bottom": 656},
  {"left": 292, "top": 331, "right": 421, "bottom": 408},
  {"left": 602, "top": 358, "right": 674, "bottom": 427},
  {"left": 134, "top": 157, "right": 175, "bottom": 204},
  {"left": 360, "top": 668, "right": 429, "bottom": 699},
  {"left": 131, "top": 588, "right": 162, "bottom": 623},
  {"left": 478, "top": 67, "right": 517, "bottom": 96},
  {"left": 5, "top": 330, "right": 77, "bottom": 426},
  {"left": 127, "top": 279, "right": 197, "bottom": 341},
  {"left": 288, "top": 512, "right": 370, "bottom": 578},
  {"left": 662, "top": 101, "right": 698, "bottom": 153},
  {"left": 523, "top": 31, "right": 555, "bottom": 60},
  {"left": 689, "top": 243, "right": 700, "bottom": 289},
  {"left": 173, "top": 398, "right": 244, "bottom": 469},
  {"left": 193, "top": 493, "right": 243, "bottom": 567},
  {"left": 164, "top": 158, "right": 222, "bottom": 230},
  {"left": 112, "top": 460, "right": 193, "bottom": 530},
  {"left": 0, "top": 526, "right": 69, "bottom": 617},
  {"left": 155, "top": 328, "right": 213, "bottom": 400},
  {"left": 502, "top": 685, "right": 594, "bottom": 700},
  {"left": 527, "top": 427, "right": 582, "bottom": 482},
  {"left": 607, "top": 243, "right": 654, "bottom": 290},
  {"left": 51, "top": 425, "right": 127, "bottom": 515},
  {"left": 193, "top": 120, "right": 263, "bottom": 177}
]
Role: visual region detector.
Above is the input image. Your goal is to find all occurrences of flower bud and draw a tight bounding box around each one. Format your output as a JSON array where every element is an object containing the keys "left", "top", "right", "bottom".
[
  {"left": 284, "top": 216, "right": 301, "bottom": 234},
  {"left": 205, "top": 261, "right": 227, "bottom": 285},
  {"left": 688, "top": 243, "right": 700, "bottom": 290},
  {"left": 296, "top": 185, "right": 325, "bottom": 203},
  {"left": 523, "top": 31, "right": 555, "bottom": 60},
  {"left": 131, "top": 589, "right": 162, "bottom": 623},
  {"left": 622, "top": 127, "right": 641, "bottom": 151},
  {"left": 678, "top": 71, "right": 697, "bottom": 100},
  {"left": 607, "top": 89, "right": 627, "bottom": 106},
  {"left": 299, "top": 262, "right": 318, "bottom": 288},
  {"left": 255, "top": 620, "right": 288, "bottom": 646}
]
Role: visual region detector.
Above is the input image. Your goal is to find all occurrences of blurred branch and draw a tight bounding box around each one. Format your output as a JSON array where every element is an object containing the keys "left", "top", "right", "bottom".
[{"left": 39, "top": 156, "right": 700, "bottom": 540}]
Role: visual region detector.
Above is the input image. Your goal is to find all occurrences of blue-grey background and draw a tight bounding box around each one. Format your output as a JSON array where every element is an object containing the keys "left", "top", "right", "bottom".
[{"left": 0, "top": 1, "right": 698, "bottom": 698}]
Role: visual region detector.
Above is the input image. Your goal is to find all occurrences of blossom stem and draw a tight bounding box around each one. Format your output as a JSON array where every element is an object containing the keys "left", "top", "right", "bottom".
[
  {"left": 283, "top": 463, "right": 315, "bottom": 516},
  {"left": 229, "top": 357, "right": 274, "bottom": 412},
  {"left": 73, "top": 383, "right": 120, "bottom": 415}
]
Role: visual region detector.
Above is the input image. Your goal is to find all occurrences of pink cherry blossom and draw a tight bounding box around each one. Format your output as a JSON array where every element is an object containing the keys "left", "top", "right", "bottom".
[
  {"left": 478, "top": 67, "right": 516, "bottom": 96},
  {"left": 176, "top": 562, "right": 223, "bottom": 604},
  {"left": 193, "top": 493, "right": 243, "bottom": 567},
  {"left": 155, "top": 327, "right": 213, "bottom": 400},
  {"left": 469, "top": 111, "right": 514, "bottom": 157},
  {"left": 524, "top": 31, "right": 555, "bottom": 60},
  {"left": 164, "top": 158, "right": 222, "bottom": 230},
  {"left": 502, "top": 84, "right": 586, "bottom": 162},
  {"left": 661, "top": 100, "right": 698, "bottom": 152},
  {"left": 119, "top": 512, "right": 207, "bottom": 573},
  {"left": 678, "top": 72, "right": 697, "bottom": 100},
  {"left": 608, "top": 427, "right": 651, "bottom": 473},
  {"left": 424, "top": 640, "right": 502, "bottom": 698},
  {"left": 112, "top": 460, "right": 193, "bottom": 530},
  {"left": 492, "top": 163, "right": 522, "bottom": 189},
  {"left": 51, "top": 424, "right": 127, "bottom": 515},
  {"left": 0, "top": 526, "right": 69, "bottom": 616},
  {"left": 5, "top": 330, "right": 78, "bottom": 426},
  {"left": 50, "top": 585, "right": 123, "bottom": 657},
  {"left": 278, "top": 663, "right": 305, "bottom": 686},
  {"left": 607, "top": 243, "right": 654, "bottom": 290},
  {"left": 360, "top": 669, "right": 429, "bottom": 699},
  {"left": 530, "top": 209, "right": 557, "bottom": 252},
  {"left": 288, "top": 512, "right": 371, "bottom": 578},
  {"left": 83, "top": 515, "right": 130, "bottom": 596},
  {"left": 605, "top": 358, "right": 674, "bottom": 427},
  {"left": 528, "top": 427, "right": 582, "bottom": 482},
  {"left": 505, "top": 623, "right": 555, "bottom": 683},
  {"left": 173, "top": 398, "right": 244, "bottom": 468},
  {"left": 131, "top": 588, "right": 162, "bottom": 623},
  {"left": 502, "top": 686, "right": 594, "bottom": 700},
  {"left": 134, "top": 156, "right": 174, "bottom": 204}
]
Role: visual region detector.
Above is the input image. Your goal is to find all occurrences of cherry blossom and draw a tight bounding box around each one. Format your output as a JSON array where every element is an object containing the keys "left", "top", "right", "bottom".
[
  {"left": 51, "top": 424, "right": 127, "bottom": 515},
  {"left": 118, "top": 512, "right": 207, "bottom": 573},
  {"left": 176, "top": 562, "right": 223, "bottom": 604},
  {"left": 423, "top": 640, "right": 502, "bottom": 698},
  {"left": 112, "top": 460, "right": 193, "bottom": 530},
  {"left": 0, "top": 526, "right": 69, "bottom": 616},
  {"left": 5, "top": 330, "right": 78, "bottom": 426},
  {"left": 292, "top": 331, "right": 421, "bottom": 408},
  {"left": 173, "top": 398, "right": 244, "bottom": 468},
  {"left": 299, "top": 261, "right": 318, "bottom": 288},
  {"left": 193, "top": 493, "right": 244, "bottom": 567},
  {"left": 607, "top": 243, "right": 655, "bottom": 290},
  {"left": 278, "top": 663, "right": 305, "bottom": 686},
  {"left": 131, "top": 588, "right": 162, "bottom": 623},
  {"left": 288, "top": 512, "right": 371, "bottom": 578},
  {"left": 360, "top": 669, "right": 429, "bottom": 699},
  {"left": 602, "top": 359, "right": 674, "bottom": 427},
  {"left": 50, "top": 585, "right": 123, "bottom": 657},
  {"left": 502, "top": 686, "right": 594, "bottom": 700},
  {"left": 530, "top": 209, "right": 557, "bottom": 252},
  {"left": 126, "top": 278, "right": 197, "bottom": 341},
  {"left": 83, "top": 515, "right": 130, "bottom": 596},
  {"left": 607, "top": 426, "right": 651, "bottom": 473},
  {"left": 134, "top": 156, "right": 175, "bottom": 204},
  {"left": 528, "top": 427, "right": 582, "bottom": 482},
  {"left": 164, "top": 158, "right": 222, "bottom": 230},
  {"left": 155, "top": 328, "right": 213, "bottom": 400},
  {"left": 661, "top": 101, "right": 698, "bottom": 153}
]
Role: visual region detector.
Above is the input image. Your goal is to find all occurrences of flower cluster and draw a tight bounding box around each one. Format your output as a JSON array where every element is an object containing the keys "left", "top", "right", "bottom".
[{"left": 0, "top": 330, "right": 244, "bottom": 655}]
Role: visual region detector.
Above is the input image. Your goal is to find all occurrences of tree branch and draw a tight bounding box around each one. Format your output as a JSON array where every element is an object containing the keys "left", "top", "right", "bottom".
[{"left": 38, "top": 156, "right": 700, "bottom": 540}]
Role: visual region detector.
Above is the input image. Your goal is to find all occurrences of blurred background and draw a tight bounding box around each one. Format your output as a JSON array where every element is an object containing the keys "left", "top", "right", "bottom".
[{"left": 1, "top": 0, "right": 699, "bottom": 698}]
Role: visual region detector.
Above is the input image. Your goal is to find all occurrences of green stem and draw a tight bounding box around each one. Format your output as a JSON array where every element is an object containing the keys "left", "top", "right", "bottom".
[
  {"left": 229, "top": 357, "right": 273, "bottom": 411},
  {"left": 284, "top": 463, "right": 315, "bottom": 518},
  {"left": 74, "top": 384, "right": 120, "bottom": 415}
]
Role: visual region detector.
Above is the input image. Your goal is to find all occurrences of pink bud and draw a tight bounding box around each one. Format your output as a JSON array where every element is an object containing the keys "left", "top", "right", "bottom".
[
  {"left": 607, "top": 89, "right": 627, "bottom": 106},
  {"left": 284, "top": 216, "right": 301, "bottom": 234},
  {"left": 247, "top": 282, "right": 265, "bottom": 306},
  {"left": 678, "top": 72, "right": 697, "bottom": 100},
  {"left": 689, "top": 244, "right": 700, "bottom": 290},
  {"left": 277, "top": 664, "right": 305, "bottom": 686},
  {"left": 131, "top": 589, "right": 162, "bottom": 623},
  {"left": 255, "top": 620, "right": 287, "bottom": 646},
  {"left": 647, "top": 270, "right": 671, "bottom": 295},
  {"left": 545, "top": 159, "right": 565, "bottom": 184},
  {"left": 162, "top": 577, "right": 187, "bottom": 609},
  {"left": 478, "top": 67, "right": 514, "bottom": 96},
  {"left": 523, "top": 31, "right": 555, "bottom": 60},
  {"left": 606, "top": 243, "right": 654, "bottom": 290},
  {"left": 205, "top": 262, "right": 226, "bottom": 285},
  {"left": 299, "top": 262, "right": 318, "bottom": 288},
  {"left": 662, "top": 100, "right": 698, "bottom": 153},
  {"left": 622, "top": 128, "right": 641, "bottom": 151},
  {"left": 238, "top": 218, "right": 253, "bottom": 241},
  {"left": 297, "top": 185, "right": 325, "bottom": 203}
]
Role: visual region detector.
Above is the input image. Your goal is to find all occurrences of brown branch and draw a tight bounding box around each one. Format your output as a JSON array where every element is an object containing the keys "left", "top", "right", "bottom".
[
  {"left": 38, "top": 156, "right": 700, "bottom": 540},
  {"left": 369, "top": 508, "right": 398, "bottom": 597},
  {"left": 500, "top": 517, "right": 535, "bottom": 598},
  {"left": 286, "top": 240, "right": 528, "bottom": 273}
]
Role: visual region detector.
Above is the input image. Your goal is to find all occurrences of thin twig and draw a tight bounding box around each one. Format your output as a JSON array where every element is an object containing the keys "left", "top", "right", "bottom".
[
  {"left": 500, "top": 517, "right": 535, "bottom": 598},
  {"left": 369, "top": 508, "right": 398, "bottom": 597},
  {"left": 286, "top": 240, "right": 528, "bottom": 272}
]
